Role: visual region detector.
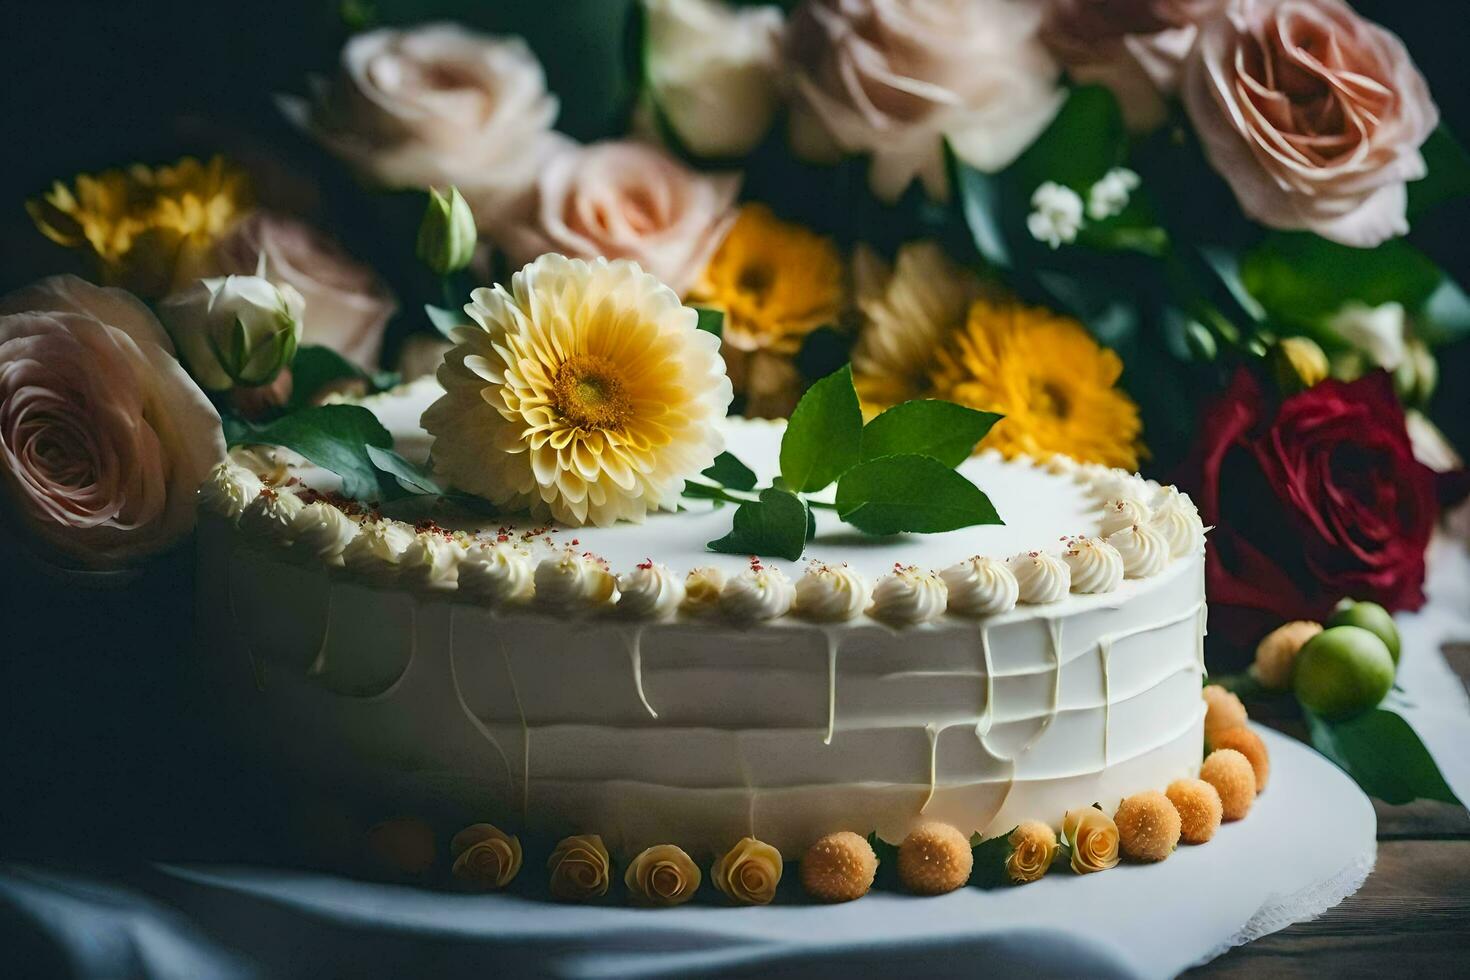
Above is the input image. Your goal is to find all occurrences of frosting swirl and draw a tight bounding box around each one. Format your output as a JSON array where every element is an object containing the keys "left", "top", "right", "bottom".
[
  {"left": 290, "top": 501, "right": 361, "bottom": 566},
  {"left": 869, "top": 565, "right": 947, "bottom": 625},
  {"left": 682, "top": 566, "right": 726, "bottom": 615},
  {"left": 793, "top": 562, "right": 870, "bottom": 622},
  {"left": 1098, "top": 495, "right": 1153, "bottom": 537},
  {"left": 1062, "top": 536, "right": 1124, "bottom": 594},
  {"left": 239, "top": 487, "right": 305, "bottom": 543},
  {"left": 1151, "top": 486, "right": 1206, "bottom": 558},
  {"left": 342, "top": 519, "right": 414, "bottom": 581},
  {"left": 200, "top": 463, "right": 263, "bottom": 521},
  {"left": 719, "top": 565, "right": 795, "bottom": 622},
  {"left": 1008, "top": 551, "right": 1071, "bottom": 604},
  {"left": 458, "top": 542, "right": 535, "bottom": 605},
  {"left": 1106, "top": 522, "right": 1171, "bottom": 578},
  {"left": 400, "top": 531, "right": 462, "bottom": 589},
  {"left": 940, "top": 556, "right": 1019, "bottom": 617},
  {"left": 535, "top": 550, "right": 618, "bottom": 610},
  {"left": 228, "top": 445, "right": 291, "bottom": 485},
  {"left": 616, "top": 562, "right": 686, "bottom": 619}
]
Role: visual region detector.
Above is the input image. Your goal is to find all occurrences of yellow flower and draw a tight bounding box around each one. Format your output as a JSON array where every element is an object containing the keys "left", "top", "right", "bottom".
[
  {"left": 624, "top": 843, "right": 701, "bottom": 906},
  {"left": 450, "top": 822, "right": 523, "bottom": 890},
  {"left": 850, "top": 241, "right": 984, "bottom": 416},
  {"left": 1062, "top": 806, "right": 1120, "bottom": 874},
  {"left": 27, "top": 156, "right": 252, "bottom": 298},
  {"left": 689, "top": 204, "right": 843, "bottom": 417},
  {"left": 1005, "top": 820, "right": 1058, "bottom": 884},
  {"left": 929, "top": 299, "right": 1143, "bottom": 470},
  {"left": 711, "top": 836, "right": 783, "bottom": 905},
  {"left": 423, "top": 254, "right": 733, "bottom": 527},
  {"left": 547, "top": 834, "right": 612, "bottom": 901}
]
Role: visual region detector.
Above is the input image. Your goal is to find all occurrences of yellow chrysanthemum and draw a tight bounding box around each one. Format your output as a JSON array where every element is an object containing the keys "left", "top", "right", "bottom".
[
  {"left": 930, "top": 299, "right": 1143, "bottom": 470},
  {"left": 27, "top": 156, "right": 251, "bottom": 298},
  {"left": 423, "top": 253, "right": 733, "bottom": 527},
  {"left": 688, "top": 204, "right": 843, "bottom": 417}
]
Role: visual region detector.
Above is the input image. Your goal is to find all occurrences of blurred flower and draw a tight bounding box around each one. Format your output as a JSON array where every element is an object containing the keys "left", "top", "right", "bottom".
[
  {"left": 1394, "top": 338, "right": 1437, "bottom": 407},
  {"left": 1405, "top": 410, "right": 1461, "bottom": 475},
  {"left": 644, "top": 0, "right": 784, "bottom": 158},
  {"left": 1326, "top": 301, "right": 1406, "bottom": 371},
  {"left": 1270, "top": 336, "right": 1329, "bottom": 393},
  {"left": 0, "top": 276, "right": 224, "bottom": 568},
  {"left": 785, "top": 0, "right": 1062, "bottom": 202},
  {"left": 212, "top": 212, "right": 397, "bottom": 372},
  {"left": 930, "top": 298, "right": 1143, "bottom": 469},
  {"left": 1027, "top": 181, "right": 1085, "bottom": 248},
  {"left": 281, "top": 23, "right": 560, "bottom": 231},
  {"left": 1087, "top": 167, "right": 1141, "bottom": 221},
  {"left": 27, "top": 156, "right": 251, "bottom": 298},
  {"left": 1182, "top": 0, "right": 1437, "bottom": 247},
  {"left": 689, "top": 204, "right": 844, "bottom": 417},
  {"left": 850, "top": 241, "right": 983, "bottom": 413},
  {"left": 159, "top": 275, "right": 304, "bottom": 390},
  {"left": 416, "top": 186, "right": 477, "bottom": 275}
]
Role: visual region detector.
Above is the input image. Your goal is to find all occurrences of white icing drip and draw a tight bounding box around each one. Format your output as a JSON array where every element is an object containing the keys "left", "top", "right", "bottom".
[
  {"left": 1151, "top": 487, "right": 1206, "bottom": 557},
  {"left": 822, "top": 630, "right": 839, "bottom": 745},
  {"left": 681, "top": 566, "right": 726, "bottom": 616},
  {"left": 458, "top": 542, "right": 534, "bottom": 605},
  {"left": 794, "top": 563, "right": 871, "bottom": 622},
  {"left": 921, "top": 722, "right": 939, "bottom": 813},
  {"left": 399, "top": 532, "right": 462, "bottom": 590},
  {"left": 308, "top": 585, "right": 333, "bottom": 676},
  {"left": 1098, "top": 495, "right": 1152, "bottom": 537},
  {"left": 1008, "top": 550, "right": 1070, "bottom": 604},
  {"left": 1096, "top": 600, "right": 1209, "bottom": 767},
  {"left": 941, "top": 556, "right": 1019, "bottom": 617},
  {"left": 616, "top": 562, "right": 685, "bottom": 620},
  {"left": 1100, "top": 636, "right": 1113, "bottom": 766},
  {"left": 342, "top": 520, "right": 414, "bottom": 581},
  {"left": 869, "top": 566, "right": 947, "bottom": 625},
  {"left": 1106, "top": 522, "right": 1171, "bottom": 578},
  {"left": 624, "top": 627, "right": 659, "bottom": 719},
  {"left": 1062, "top": 536, "right": 1124, "bottom": 594},
  {"left": 291, "top": 502, "right": 360, "bottom": 567},
  {"left": 535, "top": 550, "right": 618, "bottom": 610},
  {"left": 975, "top": 626, "right": 995, "bottom": 746},
  {"left": 200, "top": 462, "right": 262, "bottom": 521},
  {"left": 719, "top": 566, "right": 794, "bottom": 622},
  {"left": 225, "top": 548, "right": 266, "bottom": 692},
  {"left": 239, "top": 488, "right": 305, "bottom": 543}
]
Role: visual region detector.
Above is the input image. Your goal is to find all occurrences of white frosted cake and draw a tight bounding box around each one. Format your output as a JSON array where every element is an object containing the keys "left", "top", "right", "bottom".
[{"left": 197, "top": 377, "right": 1209, "bottom": 859}]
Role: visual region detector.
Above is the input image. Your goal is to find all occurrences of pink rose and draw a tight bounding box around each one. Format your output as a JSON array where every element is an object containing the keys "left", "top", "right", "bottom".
[
  {"left": 0, "top": 276, "right": 225, "bottom": 568},
  {"left": 1182, "top": 0, "right": 1438, "bottom": 247},
  {"left": 213, "top": 212, "right": 397, "bottom": 371},
  {"left": 495, "top": 140, "right": 739, "bottom": 297},
  {"left": 785, "top": 0, "right": 1063, "bottom": 201}
]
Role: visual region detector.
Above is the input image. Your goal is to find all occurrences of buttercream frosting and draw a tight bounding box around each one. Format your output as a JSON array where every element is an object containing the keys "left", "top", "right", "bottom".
[
  {"left": 535, "top": 550, "right": 618, "bottom": 610},
  {"left": 201, "top": 462, "right": 264, "bottom": 521},
  {"left": 1150, "top": 487, "right": 1205, "bottom": 558},
  {"left": 1008, "top": 550, "right": 1071, "bottom": 604},
  {"left": 616, "top": 562, "right": 686, "bottom": 620},
  {"left": 342, "top": 519, "right": 415, "bottom": 581},
  {"left": 1098, "top": 496, "right": 1153, "bottom": 537},
  {"left": 869, "top": 565, "right": 947, "bottom": 625},
  {"left": 793, "top": 562, "right": 871, "bottom": 622},
  {"left": 239, "top": 487, "right": 305, "bottom": 543},
  {"left": 290, "top": 501, "right": 361, "bottom": 566},
  {"left": 940, "top": 556, "right": 1019, "bottom": 617},
  {"left": 719, "top": 565, "right": 795, "bottom": 622},
  {"left": 682, "top": 566, "right": 726, "bottom": 616},
  {"left": 1063, "top": 536, "right": 1124, "bottom": 594},
  {"left": 1106, "top": 523, "right": 1171, "bottom": 578},
  {"left": 400, "top": 532, "right": 462, "bottom": 590},
  {"left": 458, "top": 542, "right": 535, "bottom": 605}
]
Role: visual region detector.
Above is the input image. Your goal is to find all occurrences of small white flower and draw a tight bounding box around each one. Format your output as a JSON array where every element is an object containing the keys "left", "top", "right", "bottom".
[
  {"left": 1027, "top": 182, "right": 1084, "bottom": 249},
  {"left": 158, "top": 275, "right": 304, "bottom": 390},
  {"left": 1087, "top": 167, "right": 1141, "bottom": 221},
  {"left": 1327, "top": 301, "right": 1406, "bottom": 371}
]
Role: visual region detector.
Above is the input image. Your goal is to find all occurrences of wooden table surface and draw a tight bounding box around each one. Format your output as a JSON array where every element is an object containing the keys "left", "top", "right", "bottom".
[{"left": 1190, "top": 642, "right": 1470, "bottom": 978}]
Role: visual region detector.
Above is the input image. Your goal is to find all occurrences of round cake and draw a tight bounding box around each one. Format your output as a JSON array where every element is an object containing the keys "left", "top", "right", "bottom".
[{"left": 198, "top": 378, "right": 1208, "bottom": 858}]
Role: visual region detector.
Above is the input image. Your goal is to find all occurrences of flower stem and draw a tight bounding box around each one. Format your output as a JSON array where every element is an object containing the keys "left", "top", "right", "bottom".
[{"left": 681, "top": 481, "right": 837, "bottom": 511}]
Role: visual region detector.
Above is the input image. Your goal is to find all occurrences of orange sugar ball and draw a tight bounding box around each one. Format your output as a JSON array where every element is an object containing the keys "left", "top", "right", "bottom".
[
  {"left": 1208, "top": 725, "right": 1270, "bottom": 792},
  {"left": 1202, "top": 684, "right": 1248, "bottom": 741},
  {"left": 897, "top": 822, "right": 973, "bottom": 895},
  {"left": 1114, "top": 791, "right": 1182, "bottom": 862},
  {"left": 1167, "top": 778, "right": 1224, "bottom": 844},
  {"left": 1201, "top": 748, "right": 1257, "bottom": 821},
  {"left": 801, "top": 831, "right": 878, "bottom": 903}
]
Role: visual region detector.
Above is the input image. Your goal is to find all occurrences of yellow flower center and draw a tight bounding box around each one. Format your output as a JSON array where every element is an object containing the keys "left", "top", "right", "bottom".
[{"left": 552, "top": 353, "right": 633, "bottom": 431}]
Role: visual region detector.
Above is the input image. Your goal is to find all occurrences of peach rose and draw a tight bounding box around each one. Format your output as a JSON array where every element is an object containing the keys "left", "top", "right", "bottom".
[
  {"left": 785, "top": 0, "right": 1063, "bottom": 202},
  {"left": 213, "top": 212, "right": 397, "bottom": 372},
  {"left": 450, "top": 822, "right": 522, "bottom": 890},
  {"left": 0, "top": 276, "right": 224, "bottom": 568},
  {"left": 283, "top": 23, "right": 561, "bottom": 228},
  {"left": 711, "top": 837, "right": 783, "bottom": 905},
  {"left": 547, "top": 834, "right": 613, "bottom": 901},
  {"left": 495, "top": 140, "right": 739, "bottom": 297},
  {"left": 1062, "top": 806, "right": 1120, "bottom": 874},
  {"left": 624, "top": 843, "right": 702, "bottom": 906},
  {"left": 1182, "top": 0, "right": 1438, "bottom": 247}
]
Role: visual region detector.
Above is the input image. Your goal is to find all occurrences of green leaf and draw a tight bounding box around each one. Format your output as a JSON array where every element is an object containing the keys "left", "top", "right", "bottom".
[
  {"left": 227, "top": 405, "right": 393, "bottom": 500},
  {"left": 969, "top": 830, "right": 1017, "bottom": 889},
  {"left": 951, "top": 146, "right": 1012, "bottom": 269},
  {"left": 1306, "top": 708, "right": 1460, "bottom": 806},
  {"left": 835, "top": 454, "right": 1002, "bottom": 535},
  {"left": 693, "top": 307, "right": 724, "bottom": 340},
  {"left": 865, "top": 832, "right": 900, "bottom": 891},
  {"left": 425, "top": 303, "right": 469, "bottom": 340},
  {"left": 288, "top": 346, "right": 395, "bottom": 410},
  {"left": 1010, "top": 85, "right": 1126, "bottom": 192},
  {"left": 1420, "top": 275, "right": 1470, "bottom": 345},
  {"left": 780, "top": 365, "right": 863, "bottom": 493},
  {"left": 1408, "top": 125, "right": 1470, "bottom": 218},
  {"left": 707, "top": 487, "right": 808, "bottom": 561},
  {"left": 795, "top": 325, "right": 851, "bottom": 382},
  {"left": 366, "top": 445, "right": 444, "bottom": 497},
  {"left": 861, "top": 400, "right": 1001, "bottom": 467},
  {"left": 1240, "top": 233, "right": 1441, "bottom": 333},
  {"left": 701, "top": 451, "right": 757, "bottom": 491}
]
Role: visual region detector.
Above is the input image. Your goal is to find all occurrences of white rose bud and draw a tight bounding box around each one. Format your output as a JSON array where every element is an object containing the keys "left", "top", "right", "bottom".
[
  {"left": 644, "top": 0, "right": 784, "bottom": 158},
  {"left": 416, "top": 186, "right": 477, "bottom": 276},
  {"left": 161, "top": 275, "right": 305, "bottom": 390}
]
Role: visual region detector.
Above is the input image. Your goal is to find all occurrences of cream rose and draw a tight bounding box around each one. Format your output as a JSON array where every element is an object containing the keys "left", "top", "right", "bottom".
[
  {"left": 644, "top": 0, "right": 785, "bottom": 158},
  {"left": 785, "top": 0, "right": 1063, "bottom": 202},
  {"left": 1182, "top": 0, "right": 1438, "bottom": 247},
  {"left": 495, "top": 140, "right": 739, "bottom": 297},
  {"left": 158, "top": 275, "right": 304, "bottom": 391},
  {"left": 1005, "top": 820, "right": 1059, "bottom": 884},
  {"left": 624, "top": 843, "right": 702, "bottom": 906},
  {"left": 0, "top": 275, "right": 224, "bottom": 567},
  {"left": 711, "top": 836, "right": 783, "bottom": 905},
  {"left": 283, "top": 23, "right": 560, "bottom": 227},
  {"left": 450, "top": 823, "right": 523, "bottom": 890},
  {"left": 1063, "top": 806, "right": 1121, "bottom": 874},
  {"left": 547, "top": 834, "right": 613, "bottom": 901},
  {"left": 213, "top": 212, "right": 397, "bottom": 372}
]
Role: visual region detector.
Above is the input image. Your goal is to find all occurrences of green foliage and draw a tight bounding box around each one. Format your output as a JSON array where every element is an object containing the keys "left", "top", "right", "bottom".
[
  {"left": 288, "top": 345, "right": 399, "bottom": 410},
  {"left": 701, "top": 451, "right": 757, "bottom": 492},
  {"left": 835, "top": 455, "right": 1001, "bottom": 535},
  {"left": 1010, "top": 85, "right": 1126, "bottom": 192},
  {"left": 425, "top": 304, "right": 468, "bottom": 340},
  {"left": 694, "top": 307, "right": 724, "bottom": 340},
  {"left": 225, "top": 404, "right": 392, "bottom": 500},
  {"left": 1407, "top": 125, "right": 1470, "bottom": 218},
  {"left": 706, "top": 487, "right": 809, "bottom": 561},
  {"left": 860, "top": 400, "right": 1000, "bottom": 468},
  {"left": 968, "top": 830, "right": 1016, "bottom": 890},
  {"left": 779, "top": 365, "right": 864, "bottom": 493},
  {"left": 1306, "top": 707, "right": 1459, "bottom": 806},
  {"left": 366, "top": 445, "right": 444, "bottom": 496}
]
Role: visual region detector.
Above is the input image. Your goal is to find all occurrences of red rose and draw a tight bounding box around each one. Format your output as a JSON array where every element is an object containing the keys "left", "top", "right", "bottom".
[{"left": 1180, "top": 368, "right": 1436, "bottom": 645}]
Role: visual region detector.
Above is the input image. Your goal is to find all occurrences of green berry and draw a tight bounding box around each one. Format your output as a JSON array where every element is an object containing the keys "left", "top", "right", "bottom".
[
  {"left": 1293, "top": 626, "right": 1395, "bottom": 721},
  {"left": 1325, "top": 600, "right": 1400, "bottom": 665}
]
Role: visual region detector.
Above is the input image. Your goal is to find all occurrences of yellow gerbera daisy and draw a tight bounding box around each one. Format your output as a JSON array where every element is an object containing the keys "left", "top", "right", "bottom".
[
  {"left": 423, "top": 254, "right": 733, "bottom": 527},
  {"left": 930, "top": 299, "right": 1143, "bottom": 470},
  {"left": 27, "top": 156, "right": 251, "bottom": 298},
  {"left": 688, "top": 204, "right": 843, "bottom": 417}
]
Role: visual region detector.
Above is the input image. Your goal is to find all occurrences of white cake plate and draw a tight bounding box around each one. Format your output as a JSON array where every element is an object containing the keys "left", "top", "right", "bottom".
[{"left": 57, "top": 727, "right": 1357, "bottom": 979}]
